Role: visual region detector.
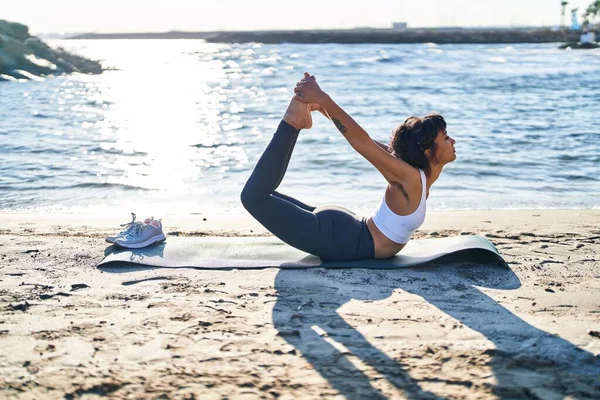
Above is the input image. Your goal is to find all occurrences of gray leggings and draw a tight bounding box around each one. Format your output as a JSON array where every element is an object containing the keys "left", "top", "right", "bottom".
[{"left": 241, "top": 120, "right": 375, "bottom": 261}]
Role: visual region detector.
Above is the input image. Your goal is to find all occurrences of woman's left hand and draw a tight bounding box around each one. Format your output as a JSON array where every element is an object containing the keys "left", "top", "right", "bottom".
[{"left": 294, "top": 72, "right": 328, "bottom": 104}]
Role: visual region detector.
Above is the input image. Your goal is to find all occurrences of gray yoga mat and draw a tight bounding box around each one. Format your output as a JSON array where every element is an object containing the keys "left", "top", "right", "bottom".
[{"left": 98, "top": 235, "right": 503, "bottom": 269}]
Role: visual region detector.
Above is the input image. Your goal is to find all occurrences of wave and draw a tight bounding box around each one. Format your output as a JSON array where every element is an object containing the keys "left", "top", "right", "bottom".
[
  {"left": 555, "top": 154, "right": 583, "bottom": 161},
  {"left": 0, "top": 145, "right": 67, "bottom": 155},
  {"left": 66, "top": 182, "right": 153, "bottom": 191},
  {"left": 558, "top": 175, "right": 599, "bottom": 182},
  {"left": 90, "top": 146, "right": 149, "bottom": 157},
  {"left": 32, "top": 112, "right": 52, "bottom": 119},
  {"left": 191, "top": 142, "right": 222, "bottom": 149},
  {"left": 7, "top": 182, "right": 153, "bottom": 192},
  {"left": 354, "top": 51, "right": 395, "bottom": 64}
]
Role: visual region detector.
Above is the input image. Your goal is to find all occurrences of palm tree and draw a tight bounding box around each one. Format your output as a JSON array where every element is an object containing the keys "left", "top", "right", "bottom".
[
  {"left": 561, "top": 1, "right": 569, "bottom": 27},
  {"left": 583, "top": 0, "right": 600, "bottom": 27}
]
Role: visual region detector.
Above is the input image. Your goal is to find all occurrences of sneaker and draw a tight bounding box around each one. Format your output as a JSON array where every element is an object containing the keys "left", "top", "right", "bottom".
[
  {"left": 114, "top": 219, "right": 166, "bottom": 249},
  {"left": 106, "top": 213, "right": 154, "bottom": 243}
]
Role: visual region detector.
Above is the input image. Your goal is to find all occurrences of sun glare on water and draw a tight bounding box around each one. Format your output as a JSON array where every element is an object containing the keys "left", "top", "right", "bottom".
[{"left": 61, "top": 40, "right": 268, "bottom": 214}]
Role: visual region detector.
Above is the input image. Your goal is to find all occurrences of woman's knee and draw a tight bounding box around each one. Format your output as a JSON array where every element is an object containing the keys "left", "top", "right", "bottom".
[
  {"left": 241, "top": 180, "right": 269, "bottom": 213},
  {"left": 240, "top": 184, "right": 257, "bottom": 211}
]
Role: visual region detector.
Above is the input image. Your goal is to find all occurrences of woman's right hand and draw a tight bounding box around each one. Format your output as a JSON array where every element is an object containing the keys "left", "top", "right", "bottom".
[{"left": 294, "top": 72, "right": 329, "bottom": 104}]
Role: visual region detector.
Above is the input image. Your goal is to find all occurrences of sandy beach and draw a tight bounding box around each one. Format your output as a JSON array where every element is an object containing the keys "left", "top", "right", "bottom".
[{"left": 1, "top": 209, "right": 599, "bottom": 399}]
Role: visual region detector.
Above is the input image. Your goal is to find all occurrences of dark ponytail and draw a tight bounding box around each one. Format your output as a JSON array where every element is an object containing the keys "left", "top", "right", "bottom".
[{"left": 389, "top": 113, "right": 446, "bottom": 176}]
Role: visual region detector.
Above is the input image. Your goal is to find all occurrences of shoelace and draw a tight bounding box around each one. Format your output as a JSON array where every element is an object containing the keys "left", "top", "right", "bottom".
[
  {"left": 120, "top": 212, "right": 137, "bottom": 228},
  {"left": 126, "top": 222, "right": 145, "bottom": 238}
]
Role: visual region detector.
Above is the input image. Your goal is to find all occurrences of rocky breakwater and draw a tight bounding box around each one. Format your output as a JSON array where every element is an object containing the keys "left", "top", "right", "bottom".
[
  {"left": 70, "top": 27, "right": 581, "bottom": 44},
  {"left": 201, "top": 28, "right": 581, "bottom": 44},
  {"left": 0, "top": 20, "right": 102, "bottom": 82}
]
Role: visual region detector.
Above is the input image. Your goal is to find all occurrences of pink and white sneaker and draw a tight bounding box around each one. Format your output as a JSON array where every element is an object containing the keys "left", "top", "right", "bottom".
[
  {"left": 106, "top": 213, "right": 154, "bottom": 243},
  {"left": 114, "top": 219, "right": 166, "bottom": 249}
]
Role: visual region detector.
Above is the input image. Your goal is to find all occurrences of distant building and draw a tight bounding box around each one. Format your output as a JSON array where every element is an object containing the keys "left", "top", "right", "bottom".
[{"left": 392, "top": 22, "right": 408, "bottom": 30}]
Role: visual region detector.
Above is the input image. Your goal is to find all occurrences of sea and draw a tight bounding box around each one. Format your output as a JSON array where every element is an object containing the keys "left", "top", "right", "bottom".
[{"left": 1, "top": 40, "right": 599, "bottom": 216}]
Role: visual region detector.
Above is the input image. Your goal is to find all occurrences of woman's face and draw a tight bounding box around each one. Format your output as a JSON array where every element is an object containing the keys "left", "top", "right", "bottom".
[{"left": 429, "top": 128, "right": 456, "bottom": 165}]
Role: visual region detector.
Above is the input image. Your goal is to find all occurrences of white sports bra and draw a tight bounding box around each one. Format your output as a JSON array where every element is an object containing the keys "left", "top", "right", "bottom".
[{"left": 371, "top": 169, "right": 427, "bottom": 244}]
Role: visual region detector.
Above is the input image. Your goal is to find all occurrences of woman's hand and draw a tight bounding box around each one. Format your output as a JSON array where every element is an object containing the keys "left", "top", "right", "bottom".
[{"left": 293, "top": 72, "right": 329, "bottom": 104}]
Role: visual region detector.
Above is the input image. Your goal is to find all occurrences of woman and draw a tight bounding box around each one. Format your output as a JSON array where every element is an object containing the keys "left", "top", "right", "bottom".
[{"left": 241, "top": 72, "right": 456, "bottom": 261}]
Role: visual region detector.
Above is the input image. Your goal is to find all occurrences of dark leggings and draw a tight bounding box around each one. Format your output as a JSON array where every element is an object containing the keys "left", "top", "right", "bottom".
[{"left": 241, "top": 120, "right": 375, "bottom": 261}]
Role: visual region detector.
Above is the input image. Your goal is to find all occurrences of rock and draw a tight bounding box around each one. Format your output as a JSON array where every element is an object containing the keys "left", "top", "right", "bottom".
[
  {"left": 559, "top": 41, "right": 600, "bottom": 50},
  {"left": 0, "top": 73, "right": 18, "bottom": 82},
  {"left": 0, "top": 19, "right": 103, "bottom": 80},
  {"left": 9, "top": 301, "right": 30, "bottom": 312},
  {"left": 12, "top": 70, "right": 44, "bottom": 81},
  {"left": 71, "top": 283, "right": 90, "bottom": 291},
  {"left": 24, "top": 37, "right": 55, "bottom": 60},
  {"left": 0, "top": 20, "right": 29, "bottom": 41},
  {"left": 0, "top": 32, "right": 32, "bottom": 60},
  {"left": 25, "top": 54, "right": 57, "bottom": 71},
  {"left": 54, "top": 57, "right": 76, "bottom": 73},
  {"left": 0, "top": 46, "right": 19, "bottom": 70}
]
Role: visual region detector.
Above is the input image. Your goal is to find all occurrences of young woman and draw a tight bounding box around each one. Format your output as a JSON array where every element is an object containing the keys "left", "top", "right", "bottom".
[{"left": 241, "top": 73, "right": 456, "bottom": 261}]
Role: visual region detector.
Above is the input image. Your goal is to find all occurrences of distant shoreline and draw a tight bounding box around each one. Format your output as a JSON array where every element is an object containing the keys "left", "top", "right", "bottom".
[{"left": 67, "top": 28, "right": 583, "bottom": 44}]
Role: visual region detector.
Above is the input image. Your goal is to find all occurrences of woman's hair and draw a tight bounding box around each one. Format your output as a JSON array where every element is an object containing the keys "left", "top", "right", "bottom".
[{"left": 389, "top": 113, "right": 446, "bottom": 176}]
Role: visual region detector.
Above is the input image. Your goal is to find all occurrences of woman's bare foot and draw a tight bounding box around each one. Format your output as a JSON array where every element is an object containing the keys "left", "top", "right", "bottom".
[{"left": 283, "top": 98, "right": 312, "bottom": 130}]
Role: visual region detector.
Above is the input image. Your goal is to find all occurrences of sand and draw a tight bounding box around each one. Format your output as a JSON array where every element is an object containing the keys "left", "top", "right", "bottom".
[{"left": 1, "top": 209, "right": 599, "bottom": 399}]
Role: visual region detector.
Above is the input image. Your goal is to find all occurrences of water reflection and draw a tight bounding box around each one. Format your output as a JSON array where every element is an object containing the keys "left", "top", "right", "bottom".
[{"left": 1, "top": 41, "right": 599, "bottom": 214}]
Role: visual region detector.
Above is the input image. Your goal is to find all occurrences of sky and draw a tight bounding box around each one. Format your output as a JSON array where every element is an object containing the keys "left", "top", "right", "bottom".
[{"left": 1, "top": 0, "right": 594, "bottom": 34}]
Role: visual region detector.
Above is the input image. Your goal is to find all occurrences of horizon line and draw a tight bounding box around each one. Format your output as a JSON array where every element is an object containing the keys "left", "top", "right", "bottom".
[{"left": 39, "top": 24, "right": 576, "bottom": 37}]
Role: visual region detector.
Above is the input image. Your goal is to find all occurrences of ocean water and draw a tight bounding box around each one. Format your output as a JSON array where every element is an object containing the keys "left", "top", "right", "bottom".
[{"left": 1, "top": 40, "right": 599, "bottom": 216}]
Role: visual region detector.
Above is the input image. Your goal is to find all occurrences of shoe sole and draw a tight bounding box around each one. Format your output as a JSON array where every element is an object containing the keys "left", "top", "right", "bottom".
[
  {"left": 114, "top": 234, "right": 166, "bottom": 249},
  {"left": 106, "top": 219, "right": 154, "bottom": 244},
  {"left": 106, "top": 235, "right": 131, "bottom": 243}
]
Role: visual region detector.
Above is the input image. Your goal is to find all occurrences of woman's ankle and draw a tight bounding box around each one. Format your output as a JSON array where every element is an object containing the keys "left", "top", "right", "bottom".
[
  {"left": 282, "top": 115, "right": 302, "bottom": 130},
  {"left": 279, "top": 119, "right": 300, "bottom": 133},
  {"left": 282, "top": 98, "right": 312, "bottom": 130}
]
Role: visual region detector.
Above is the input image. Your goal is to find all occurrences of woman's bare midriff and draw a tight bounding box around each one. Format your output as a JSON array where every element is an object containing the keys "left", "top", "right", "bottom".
[{"left": 366, "top": 217, "right": 407, "bottom": 259}]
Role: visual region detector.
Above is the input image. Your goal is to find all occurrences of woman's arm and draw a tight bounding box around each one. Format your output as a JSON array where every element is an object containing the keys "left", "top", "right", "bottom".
[
  {"left": 313, "top": 101, "right": 391, "bottom": 154},
  {"left": 373, "top": 139, "right": 391, "bottom": 154},
  {"left": 294, "top": 73, "right": 415, "bottom": 183},
  {"left": 322, "top": 96, "right": 414, "bottom": 183}
]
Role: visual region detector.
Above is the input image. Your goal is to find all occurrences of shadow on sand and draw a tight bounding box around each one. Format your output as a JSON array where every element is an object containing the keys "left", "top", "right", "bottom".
[{"left": 272, "top": 252, "right": 600, "bottom": 399}]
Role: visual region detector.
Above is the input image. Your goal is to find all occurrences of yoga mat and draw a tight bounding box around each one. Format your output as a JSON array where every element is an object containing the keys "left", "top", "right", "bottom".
[{"left": 98, "top": 235, "right": 503, "bottom": 269}]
